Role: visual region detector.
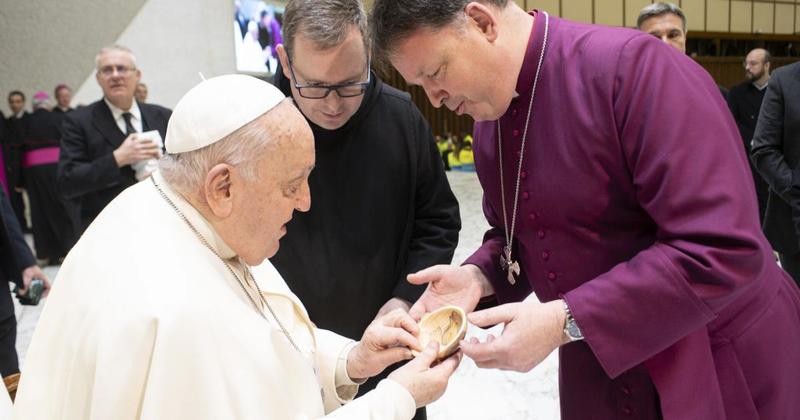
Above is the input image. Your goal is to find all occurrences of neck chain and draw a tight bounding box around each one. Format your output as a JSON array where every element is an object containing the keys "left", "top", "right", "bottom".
[
  {"left": 150, "top": 176, "right": 301, "bottom": 354},
  {"left": 497, "top": 11, "right": 549, "bottom": 285}
]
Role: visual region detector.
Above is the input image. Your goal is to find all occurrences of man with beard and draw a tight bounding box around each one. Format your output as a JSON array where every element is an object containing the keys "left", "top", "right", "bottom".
[{"left": 727, "top": 48, "right": 771, "bottom": 224}]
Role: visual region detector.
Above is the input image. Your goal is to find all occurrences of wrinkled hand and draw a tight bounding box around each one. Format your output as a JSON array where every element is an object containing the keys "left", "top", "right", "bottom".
[
  {"left": 461, "top": 299, "right": 568, "bottom": 372},
  {"left": 376, "top": 297, "right": 411, "bottom": 318},
  {"left": 388, "top": 342, "right": 462, "bottom": 408},
  {"left": 407, "top": 264, "right": 492, "bottom": 320},
  {"left": 18, "top": 265, "right": 51, "bottom": 298},
  {"left": 347, "top": 308, "right": 422, "bottom": 380},
  {"left": 113, "top": 134, "right": 160, "bottom": 167}
]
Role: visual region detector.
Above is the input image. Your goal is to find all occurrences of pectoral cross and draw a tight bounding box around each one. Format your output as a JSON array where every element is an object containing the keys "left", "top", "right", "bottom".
[{"left": 500, "top": 244, "right": 520, "bottom": 285}]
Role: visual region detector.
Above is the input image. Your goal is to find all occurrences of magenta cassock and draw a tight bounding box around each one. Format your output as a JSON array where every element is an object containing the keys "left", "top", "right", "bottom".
[{"left": 465, "top": 12, "right": 800, "bottom": 420}]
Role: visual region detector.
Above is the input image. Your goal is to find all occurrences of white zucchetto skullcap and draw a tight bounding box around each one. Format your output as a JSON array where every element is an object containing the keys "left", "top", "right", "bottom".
[{"left": 165, "top": 74, "right": 285, "bottom": 154}]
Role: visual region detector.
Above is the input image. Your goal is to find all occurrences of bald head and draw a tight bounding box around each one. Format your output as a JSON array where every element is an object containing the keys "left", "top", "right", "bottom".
[{"left": 745, "top": 48, "right": 771, "bottom": 84}]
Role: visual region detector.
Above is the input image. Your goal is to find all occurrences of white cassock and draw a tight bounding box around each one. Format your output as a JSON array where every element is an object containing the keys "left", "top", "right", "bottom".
[
  {"left": 13, "top": 171, "right": 416, "bottom": 419},
  {"left": 0, "top": 386, "right": 10, "bottom": 420}
]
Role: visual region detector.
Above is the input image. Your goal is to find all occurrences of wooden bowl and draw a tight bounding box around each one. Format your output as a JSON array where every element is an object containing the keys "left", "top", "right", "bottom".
[{"left": 412, "top": 305, "right": 467, "bottom": 360}]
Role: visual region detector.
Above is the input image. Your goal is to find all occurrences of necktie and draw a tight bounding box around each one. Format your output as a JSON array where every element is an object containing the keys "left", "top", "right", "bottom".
[{"left": 122, "top": 112, "right": 137, "bottom": 135}]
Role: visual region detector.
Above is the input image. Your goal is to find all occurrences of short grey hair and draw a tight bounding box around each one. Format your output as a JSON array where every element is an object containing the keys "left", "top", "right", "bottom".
[
  {"left": 282, "top": 0, "right": 369, "bottom": 58},
  {"left": 637, "top": 2, "right": 687, "bottom": 32},
  {"left": 159, "top": 104, "right": 285, "bottom": 201},
  {"left": 95, "top": 45, "right": 138, "bottom": 70}
]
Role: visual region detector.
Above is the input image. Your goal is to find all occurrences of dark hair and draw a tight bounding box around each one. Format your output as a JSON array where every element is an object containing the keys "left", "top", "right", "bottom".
[
  {"left": 370, "top": 0, "right": 508, "bottom": 63},
  {"left": 8, "top": 90, "right": 25, "bottom": 101},
  {"left": 54, "top": 84, "right": 70, "bottom": 97}
]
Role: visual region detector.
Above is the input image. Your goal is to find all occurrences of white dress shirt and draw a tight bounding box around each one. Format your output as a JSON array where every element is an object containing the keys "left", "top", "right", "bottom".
[{"left": 104, "top": 98, "right": 143, "bottom": 134}]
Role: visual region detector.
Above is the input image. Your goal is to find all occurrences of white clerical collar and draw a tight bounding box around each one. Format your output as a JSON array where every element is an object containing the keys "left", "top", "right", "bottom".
[
  {"left": 152, "top": 171, "right": 237, "bottom": 260},
  {"left": 104, "top": 97, "right": 142, "bottom": 123},
  {"left": 13, "top": 111, "right": 24, "bottom": 119},
  {"left": 753, "top": 80, "right": 769, "bottom": 91}
]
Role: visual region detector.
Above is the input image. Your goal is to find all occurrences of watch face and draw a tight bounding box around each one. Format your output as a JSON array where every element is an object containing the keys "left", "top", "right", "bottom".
[{"left": 566, "top": 321, "right": 583, "bottom": 340}]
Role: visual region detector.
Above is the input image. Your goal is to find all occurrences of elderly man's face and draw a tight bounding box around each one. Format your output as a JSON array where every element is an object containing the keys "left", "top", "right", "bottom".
[
  {"left": 391, "top": 18, "right": 516, "bottom": 121},
  {"left": 232, "top": 106, "right": 315, "bottom": 265},
  {"left": 8, "top": 94, "right": 24, "bottom": 114},
  {"left": 56, "top": 87, "right": 72, "bottom": 108},
  {"left": 96, "top": 50, "right": 141, "bottom": 109},
  {"left": 639, "top": 13, "right": 686, "bottom": 53},
  {"left": 278, "top": 26, "right": 369, "bottom": 130}
]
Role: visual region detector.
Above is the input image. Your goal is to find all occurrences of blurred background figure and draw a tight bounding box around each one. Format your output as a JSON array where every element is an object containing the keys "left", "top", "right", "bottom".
[
  {"left": 22, "top": 91, "right": 77, "bottom": 265},
  {"left": 135, "top": 82, "right": 148, "bottom": 104},
  {"left": 258, "top": 6, "right": 282, "bottom": 72},
  {"left": 727, "top": 48, "right": 772, "bottom": 225},
  {"left": 637, "top": 2, "right": 729, "bottom": 100},
  {"left": 53, "top": 84, "right": 72, "bottom": 113},
  {"left": 4, "top": 91, "right": 29, "bottom": 232}
]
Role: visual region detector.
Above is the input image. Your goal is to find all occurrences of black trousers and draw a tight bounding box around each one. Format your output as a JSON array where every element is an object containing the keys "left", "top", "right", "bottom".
[
  {"left": 0, "top": 314, "right": 18, "bottom": 377},
  {"left": 779, "top": 252, "right": 800, "bottom": 289},
  {"left": 25, "top": 164, "right": 77, "bottom": 261},
  {"left": 8, "top": 190, "right": 26, "bottom": 232}
]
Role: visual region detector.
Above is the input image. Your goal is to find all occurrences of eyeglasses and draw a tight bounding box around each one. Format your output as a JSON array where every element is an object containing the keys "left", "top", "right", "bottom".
[
  {"left": 99, "top": 65, "right": 135, "bottom": 77},
  {"left": 743, "top": 60, "right": 762, "bottom": 68},
  {"left": 286, "top": 55, "right": 370, "bottom": 99}
]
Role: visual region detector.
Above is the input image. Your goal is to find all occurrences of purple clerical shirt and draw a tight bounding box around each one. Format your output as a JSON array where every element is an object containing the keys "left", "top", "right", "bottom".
[{"left": 465, "top": 11, "right": 800, "bottom": 420}]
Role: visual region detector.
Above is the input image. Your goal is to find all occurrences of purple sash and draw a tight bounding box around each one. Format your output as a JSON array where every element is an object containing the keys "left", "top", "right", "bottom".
[{"left": 22, "top": 147, "right": 60, "bottom": 168}]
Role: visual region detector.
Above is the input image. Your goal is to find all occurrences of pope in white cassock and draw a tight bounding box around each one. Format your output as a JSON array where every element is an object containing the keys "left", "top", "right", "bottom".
[{"left": 12, "top": 75, "right": 460, "bottom": 419}]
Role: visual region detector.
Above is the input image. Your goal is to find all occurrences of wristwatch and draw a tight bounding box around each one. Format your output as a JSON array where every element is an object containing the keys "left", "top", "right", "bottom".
[{"left": 563, "top": 300, "right": 584, "bottom": 341}]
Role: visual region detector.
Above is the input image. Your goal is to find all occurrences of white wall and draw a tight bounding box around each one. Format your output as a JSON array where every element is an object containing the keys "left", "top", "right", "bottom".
[{"left": 1, "top": 0, "right": 237, "bottom": 115}]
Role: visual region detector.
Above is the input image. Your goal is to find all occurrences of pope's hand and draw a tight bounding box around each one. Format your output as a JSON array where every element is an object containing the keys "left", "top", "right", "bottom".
[
  {"left": 347, "top": 308, "right": 422, "bottom": 380},
  {"left": 388, "top": 342, "right": 462, "bottom": 408},
  {"left": 460, "top": 299, "right": 568, "bottom": 372},
  {"left": 407, "top": 264, "right": 492, "bottom": 320}
]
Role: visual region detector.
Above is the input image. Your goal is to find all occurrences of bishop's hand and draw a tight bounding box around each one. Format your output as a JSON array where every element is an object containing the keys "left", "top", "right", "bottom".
[
  {"left": 347, "top": 308, "right": 422, "bottom": 381},
  {"left": 460, "top": 299, "right": 568, "bottom": 372},
  {"left": 407, "top": 264, "right": 492, "bottom": 320}
]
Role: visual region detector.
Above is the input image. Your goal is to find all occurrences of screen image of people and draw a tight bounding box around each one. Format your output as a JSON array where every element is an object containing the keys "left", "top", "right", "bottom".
[{"left": 234, "top": 0, "right": 284, "bottom": 74}]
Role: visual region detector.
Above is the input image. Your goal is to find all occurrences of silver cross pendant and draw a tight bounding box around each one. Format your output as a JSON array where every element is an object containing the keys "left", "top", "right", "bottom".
[{"left": 500, "top": 244, "right": 520, "bottom": 285}]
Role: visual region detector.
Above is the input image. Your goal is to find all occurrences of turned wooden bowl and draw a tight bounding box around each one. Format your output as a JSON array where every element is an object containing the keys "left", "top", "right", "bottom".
[{"left": 412, "top": 305, "right": 468, "bottom": 360}]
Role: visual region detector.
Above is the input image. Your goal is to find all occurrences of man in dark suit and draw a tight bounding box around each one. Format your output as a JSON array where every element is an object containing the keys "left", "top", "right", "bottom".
[
  {"left": 0, "top": 186, "right": 48, "bottom": 377},
  {"left": 5, "top": 91, "right": 29, "bottom": 231},
  {"left": 752, "top": 60, "right": 800, "bottom": 286},
  {"left": 53, "top": 84, "right": 73, "bottom": 114},
  {"left": 57, "top": 45, "right": 171, "bottom": 232}
]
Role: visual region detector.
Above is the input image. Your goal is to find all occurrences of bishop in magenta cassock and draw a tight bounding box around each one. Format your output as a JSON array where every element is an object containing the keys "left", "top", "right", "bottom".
[{"left": 371, "top": 0, "right": 800, "bottom": 419}]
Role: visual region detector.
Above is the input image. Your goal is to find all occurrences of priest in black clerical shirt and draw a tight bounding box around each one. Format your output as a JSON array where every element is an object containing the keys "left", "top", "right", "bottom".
[
  {"left": 270, "top": 2, "right": 460, "bottom": 419},
  {"left": 727, "top": 48, "right": 772, "bottom": 224}
]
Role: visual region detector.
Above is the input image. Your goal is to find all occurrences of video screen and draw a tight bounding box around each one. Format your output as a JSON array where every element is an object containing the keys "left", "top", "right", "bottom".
[{"left": 234, "top": 0, "right": 286, "bottom": 75}]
